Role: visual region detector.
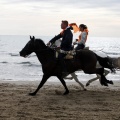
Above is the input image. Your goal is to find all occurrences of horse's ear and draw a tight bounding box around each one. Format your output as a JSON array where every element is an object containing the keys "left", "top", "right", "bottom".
[
  {"left": 30, "top": 36, "right": 32, "bottom": 40},
  {"left": 33, "top": 36, "right": 35, "bottom": 40}
]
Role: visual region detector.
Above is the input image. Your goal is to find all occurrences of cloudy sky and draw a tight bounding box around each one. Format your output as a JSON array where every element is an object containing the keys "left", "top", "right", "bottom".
[{"left": 0, "top": 0, "right": 120, "bottom": 37}]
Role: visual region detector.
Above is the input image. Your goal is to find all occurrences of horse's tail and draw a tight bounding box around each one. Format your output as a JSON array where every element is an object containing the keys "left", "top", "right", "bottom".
[{"left": 95, "top": 54, "right": 116, "bottom": 73}]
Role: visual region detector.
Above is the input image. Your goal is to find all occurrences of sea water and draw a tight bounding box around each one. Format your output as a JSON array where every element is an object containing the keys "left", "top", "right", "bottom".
[{"left": 0, "top": 35, "right": 120, "bottom": 82}]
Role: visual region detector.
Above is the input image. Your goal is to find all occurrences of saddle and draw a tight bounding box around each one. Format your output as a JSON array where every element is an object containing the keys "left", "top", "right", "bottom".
[
  {"left": 54, "top": 49, "right": 74, "bottom": 59},
  {"left": 50, "top": 41, "right": 89, "bottom": 59},
  {"left": 65, "top": 54, "right": 74, "bottom": 59},
  {"left": 60, "top": 47, "right": 90, "bottom": 59},
  {"left": 55, "top": 47, "right": 89, "bottom": 59}
]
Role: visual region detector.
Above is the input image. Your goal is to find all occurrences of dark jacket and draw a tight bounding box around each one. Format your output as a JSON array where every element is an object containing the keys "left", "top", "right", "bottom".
[{"left": 50, "top": 27, "right": 73, "bottom": 51}]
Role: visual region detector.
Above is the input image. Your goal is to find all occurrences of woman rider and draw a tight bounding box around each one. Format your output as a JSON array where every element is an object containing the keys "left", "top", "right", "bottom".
[{"left": 73, "top": 24, "right": 88, "bottom": 50}]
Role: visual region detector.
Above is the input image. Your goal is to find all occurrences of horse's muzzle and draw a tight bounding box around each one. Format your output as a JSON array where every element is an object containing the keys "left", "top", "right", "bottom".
[
  {"left": 19, "top": 51, "right": 25, "bottom": 57},
  {"left": 20, "top": 51, "right": 30, "bottom": 58}
]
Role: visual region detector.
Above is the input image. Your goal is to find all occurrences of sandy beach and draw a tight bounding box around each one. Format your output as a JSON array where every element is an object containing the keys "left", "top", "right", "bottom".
[{"left": 0, "top": 80, "right": 120, "bottom": 120}]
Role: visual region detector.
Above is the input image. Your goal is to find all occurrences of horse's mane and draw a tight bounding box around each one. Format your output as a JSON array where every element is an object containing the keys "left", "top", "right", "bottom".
[
  {"left": 34, "top": 38, "right": 54, "bottom": 53},
  {"left": 35, "top": 39, "right": 46, "bottom": 46}
]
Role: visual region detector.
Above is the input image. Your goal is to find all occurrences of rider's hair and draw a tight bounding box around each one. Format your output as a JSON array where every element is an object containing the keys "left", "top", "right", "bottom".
[
  {"left": 62, "top": 20, "right": 68, "bottom": 26},
  {"left": 79, "top": 24, "right": 87, "bottom": 30}
]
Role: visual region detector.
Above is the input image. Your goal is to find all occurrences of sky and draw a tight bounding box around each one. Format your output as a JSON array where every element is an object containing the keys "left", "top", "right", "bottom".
[{"left": 0, "top": 0, "right": 120, "bottom": 37}]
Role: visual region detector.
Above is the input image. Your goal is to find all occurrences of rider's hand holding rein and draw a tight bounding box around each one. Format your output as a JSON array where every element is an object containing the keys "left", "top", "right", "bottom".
[{"left": 47, "top": 41, "right": 51, "bottom": 46}]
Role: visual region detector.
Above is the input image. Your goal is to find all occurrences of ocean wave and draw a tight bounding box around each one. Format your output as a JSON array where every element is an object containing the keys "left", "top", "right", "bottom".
[
  {"left": 104, "top": 52, "right": 120, "bottom": 56},
  {"left": 0, "top": 61, "right": 8, "bottom": 64},
  {"left": 9, "top": 53, "right": 36, "bottom": 57},
  {"left": 17, "top": 61, "right": 32, "bottom": 65},
  {"left": 9, "top": 53, "right": 19, "bottom": 56},
  {"left": 16, "top": 62, "right": 41, "bottom": 67}
]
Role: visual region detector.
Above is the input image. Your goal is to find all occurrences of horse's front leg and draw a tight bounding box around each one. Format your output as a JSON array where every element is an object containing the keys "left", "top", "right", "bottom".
[
  {"left": 57, "top": 76, "right": 69, "bottom": 95},
  {"left": 29, "top": 74, "right": 50, "bottom": 96}
]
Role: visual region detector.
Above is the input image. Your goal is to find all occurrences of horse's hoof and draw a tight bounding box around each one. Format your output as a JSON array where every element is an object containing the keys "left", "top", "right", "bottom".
[
  {"left": 103, "top": 83, "right": 108, "bottom": 86},
  {"left": 86, "top": 83, "right": 90, "bottom": 86},
  {"left": 84, "top": 88, "right": 87, "bottom": 91},
  {"left": 101, "top": 82, "right": 108, "bottom": 86},
  {"left": 63, "top": 90, "right": 69, "bottom": 95},
  {"left": 109, "top": 81, "right": 114, "bottom": 85},
  {"left": 29, "top": 92, "right": 36, "bottom": 96}
]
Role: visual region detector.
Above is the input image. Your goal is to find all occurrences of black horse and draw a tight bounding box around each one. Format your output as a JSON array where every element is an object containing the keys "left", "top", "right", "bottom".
[{"left": 20, "top": 36, "right": 115, "bottom": 96}]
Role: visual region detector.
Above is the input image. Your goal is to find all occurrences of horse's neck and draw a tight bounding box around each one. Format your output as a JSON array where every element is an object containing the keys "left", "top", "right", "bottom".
[{"left": 35, "top": 49, "right": 55, "bottom": 65}]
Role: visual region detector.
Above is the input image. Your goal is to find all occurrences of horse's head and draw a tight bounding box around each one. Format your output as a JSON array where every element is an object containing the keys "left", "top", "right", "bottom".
[{"left": 20, "top": 36, "right": 47, "bottom": 57}]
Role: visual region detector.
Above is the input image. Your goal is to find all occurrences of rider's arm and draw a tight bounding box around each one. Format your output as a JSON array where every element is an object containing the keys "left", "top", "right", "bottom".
[{"left": 50, "top": 34, "right": 62, "bottom": 44}]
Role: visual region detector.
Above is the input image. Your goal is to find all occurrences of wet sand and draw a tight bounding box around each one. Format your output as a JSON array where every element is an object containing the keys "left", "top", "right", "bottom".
[{"left": 0, "top": 80, "right": 120, "bottom": 120}]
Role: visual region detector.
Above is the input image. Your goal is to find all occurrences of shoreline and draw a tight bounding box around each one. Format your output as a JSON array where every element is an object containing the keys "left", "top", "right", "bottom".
[{"left": 1, "top": 79, "right": 120, "bottom": 90}]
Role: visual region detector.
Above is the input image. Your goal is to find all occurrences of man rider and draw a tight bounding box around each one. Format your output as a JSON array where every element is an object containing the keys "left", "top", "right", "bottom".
[{"left": 47, "top": 20, "right": 73, "bottom": 76}]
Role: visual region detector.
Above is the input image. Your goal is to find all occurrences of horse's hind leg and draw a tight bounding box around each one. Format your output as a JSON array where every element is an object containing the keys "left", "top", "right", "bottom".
[
  {"left": 71, "top": 73, "right": 86, "bottom": 90},
  {"left": 84, "top": 68, "right": 111, "bottom": 86},
  {"left": 101, "top": 74, "right": 113, "bottom": 85},
  {"left": 96, "top": 68, "right": 113, "bottom": 86},
  {"left": 86, "top": 69, "right": 110, "bottom": 86},
  {"left": 57, "top": 76, "right": 69, "bottom": 95}
]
